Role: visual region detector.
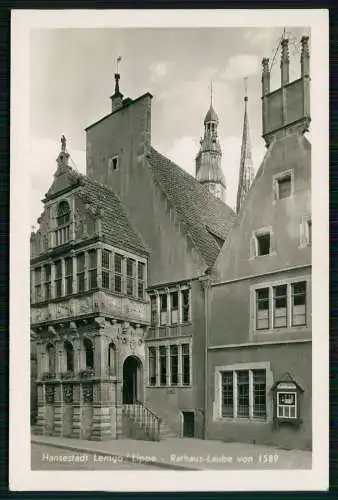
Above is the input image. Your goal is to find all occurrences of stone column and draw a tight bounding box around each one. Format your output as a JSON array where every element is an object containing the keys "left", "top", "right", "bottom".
[
  {"left": 73, "top": 336, "right": 82, "bottom": 374},
  {"left": 35, "top": 383, "right": 46, "bottom": 435},
  {"left": 53, "top": 380, "right": 64, "bottom": 437},
  {"left": 84, "top": 251, "right": 89, "bottom": 291},
  {"left": 93, "top": 319, "right": 108, "bottom": 378},
  {"left": 166, "top": 288, "right": 171, "bottom": 326},
  {"left": 61, "top": 258, "right": 66, "bottom": 297}
]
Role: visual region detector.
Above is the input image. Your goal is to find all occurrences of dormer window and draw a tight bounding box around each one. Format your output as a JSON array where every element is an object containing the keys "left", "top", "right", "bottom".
[{"left": 55, "top": 200, "right": 71, "bottom": 246}]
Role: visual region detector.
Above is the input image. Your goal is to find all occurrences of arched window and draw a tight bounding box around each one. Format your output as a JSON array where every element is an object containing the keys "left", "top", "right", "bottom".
[
  {"left": 83, "top": 337, "right": 94, "bottom": 370},
  {"left": 46, "top": 343, "right": 55, "bottom": 375},
  {"left": 64, "top": 340, "right": 74, "bottom": 372},
  {"left": 56, "top": 201, "right": 70, "bottom": 227},
  {"left": 108, "top": 342, "right": 117, "bottom": 376},
  {"left": 55, "top": 200, "right": 71, "bottom": 246}
]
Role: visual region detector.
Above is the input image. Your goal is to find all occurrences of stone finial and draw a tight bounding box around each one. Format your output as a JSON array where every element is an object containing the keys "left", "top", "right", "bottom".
[
  {"left": 301, "top": 35, "right": 310, "bottom": 77},
  {"left": 280, "top": 38, "right": 290, "bottom": 86},
  {"left": 261, "top": 58, "right": 270, "bottom": 96},
  {"left": 114, "top": 73, "right": 121, "bottom": 96},
  {"left": 61, "top": 134, "right": 67, "bottom": 153}
]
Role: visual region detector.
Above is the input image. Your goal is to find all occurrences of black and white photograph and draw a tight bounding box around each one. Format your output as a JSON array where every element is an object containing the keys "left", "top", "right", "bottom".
[{"left": 10, "top": 9, "right": 329, "bottom": 492}]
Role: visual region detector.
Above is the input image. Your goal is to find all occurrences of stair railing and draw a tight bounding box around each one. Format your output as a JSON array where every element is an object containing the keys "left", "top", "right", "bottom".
[{"left": 123, "top": 400, "right": 161, "bottom": 441}]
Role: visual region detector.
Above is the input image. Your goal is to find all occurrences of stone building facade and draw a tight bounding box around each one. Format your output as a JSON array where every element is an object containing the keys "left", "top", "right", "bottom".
[
  {"left": 31, "top": 36, "right": 312, "bottom": 449},
  {"left": 206, "top": 36, "right": 312, "bottom": 450}
]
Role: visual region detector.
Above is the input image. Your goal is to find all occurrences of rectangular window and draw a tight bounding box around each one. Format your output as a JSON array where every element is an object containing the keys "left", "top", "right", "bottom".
[
  {"left": 181, "top": 289, "right": 190, "bottom": 323},
  {"left": 114, "top": 253, "right": 123, "bottom": 293},
  {"left": 109, "top": 156, "right": 119, "bottom": 172},
  {"left": 55, "top": 260, "right": 62, "bottom": 298},
  {"left": 256, "top": 288, "right": 269, "bottom": 330},
  {"left": 148, "top": 347, "right": 156, "bottom": 386},
  {"left": 65, "top": 257, "right": 73, "bottom": 296},
  {"left": 34, "top": 267, "right": 42, "bottom": 302},
  {"left": 277, "top": 392, "right": 297, "bottom": 419},
  {"left": 88, "top": 249, "right": 97, "bottom": 290},
  {"left": 291, "top": 281, "right": 306, "bottom": 326},
  {"left": 102, "top": 249, "right": 111, "bottom": 290},
  {"left": 159, "top": 346, "right": 167, "bottom": 386},
  {"left": 77, "top": 253, "right": 85, "bottom": 293},
  {"left": 44, "top": 264, "right": 51, "bottom": 300},
  {"left": 137, "top": 262, "right": 145, "bottom": 299},
  {"left": 170, "top": 345, "right": 178, "bottom": 386},
  {"left": 182, "top": 343, "right": 190, "bottom": 385},
  {"left": 221, "top": 372, "right": 233, "bottom": 417},
  {"left": 237, "top": 371, "right": 250, "bottom": 418},
  {"left": 221, "top": 369, "right": 267, "bottom": 420},
  {"left": 253, "top": 370, "right": 267, "bottom": 418},
  {"left": 160, "top": 294, "right": 168, "bottom": 325},
  {"left": 256, "top": 233, "right": 270, "bottom": 256},
  {"left": 126, "top": 258, "right": 135, "bottom": 296},
  {"left": 277, "top": 175, "right": 291, "bottom": 199},
  {"left": 170, "top": 291, "right": 179, "bottom": 324},
  {"left": 273, "top": 284, "right": 287, "bottom": 328},
  {"left": 150, "top": 296, "right": 158, "bottom": 326}
]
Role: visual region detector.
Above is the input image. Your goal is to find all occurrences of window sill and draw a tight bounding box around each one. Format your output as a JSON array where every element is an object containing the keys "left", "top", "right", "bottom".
[
  {"left": 215, "top": 416, "right": 269, "bottom": 424},
  {"left": 146, "top": 385, "right": 192, "bottom": 389},
  {"left": 253, "top": 326, "right": 309, "bottom": 336}
]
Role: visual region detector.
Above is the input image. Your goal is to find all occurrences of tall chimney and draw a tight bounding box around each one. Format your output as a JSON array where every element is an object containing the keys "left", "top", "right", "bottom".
[
  {"left": 301, "top": 35, "right": 310, "bottom": 77},
  {"left": 280, "top": 38, "right": 290, "bottom": 86}
]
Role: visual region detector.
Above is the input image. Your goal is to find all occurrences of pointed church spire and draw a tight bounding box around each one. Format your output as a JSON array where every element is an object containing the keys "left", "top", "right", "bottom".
[
  {"left": 236, "top": 78, "right": 255, "bottom": 213},
  {"left": 195, "top": 83, "right": 226, "bottom": 202}
]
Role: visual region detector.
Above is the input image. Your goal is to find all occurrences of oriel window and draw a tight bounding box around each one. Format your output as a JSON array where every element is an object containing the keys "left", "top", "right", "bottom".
[
  {"left": 102, "top": 249, "right": 111, "bottom": 290},
  {"left": 44, "top": 264, "right": 51, "bottom": 300},
  {"left": 34, "top": 267, "right": 42, "bottom": 302},
  {"left": 65, "top": 257, "right": 73, "bottom": 296},
  {"left": 137, "top": 262, "right": 145, "bottom": 299},
  {"left": 76, "top": 253, "right": 85, "bottom": 293},
  {"left": 55, "top": 260, "right": 62, "bottom": 298},
  {"left": 126, "top": 258, "right": 135, "bottom": 297},
  {"left": 88, "top": 249, "right": 97, "bottom": 290},
  {"left": 114, "top": 253, "right": 123, "bottom": 293}
]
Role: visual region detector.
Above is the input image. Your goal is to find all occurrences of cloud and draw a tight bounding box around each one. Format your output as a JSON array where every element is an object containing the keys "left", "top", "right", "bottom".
[
  {"left": 221, "top": 54, "right": 260, "bottom": 81},
  {"left": 150, "top": 61, "right": 170, "bottom": 82},
  {"left": 243, "top": 28, "right": 278, "bottom": 48},
  {"left": 29, "top": 137, "right": 85, "bottom": 227}
]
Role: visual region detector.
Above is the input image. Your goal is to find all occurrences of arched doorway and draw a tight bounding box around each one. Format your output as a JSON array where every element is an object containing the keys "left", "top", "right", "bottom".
[{"left": 122, "top": 356, "right": 143, "bottom": 404}]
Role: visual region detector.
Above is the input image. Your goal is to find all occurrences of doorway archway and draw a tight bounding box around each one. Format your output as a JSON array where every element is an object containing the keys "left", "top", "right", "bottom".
[{"left": 122, "top": 356, "right": 143, "bottom": 404}]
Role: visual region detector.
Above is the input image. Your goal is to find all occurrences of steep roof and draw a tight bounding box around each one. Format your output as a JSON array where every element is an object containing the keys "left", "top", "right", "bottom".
[
  {"left": 146, "top": 147, "right": 236, "bottom": 267},
  {"left": 45, "top": 164, "right": 149, "bottom": 256}
]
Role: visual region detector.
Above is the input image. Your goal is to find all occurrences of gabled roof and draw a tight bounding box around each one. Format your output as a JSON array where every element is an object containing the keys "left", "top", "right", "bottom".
[
  {"left": 45, "top": 164, "right": 149, "bottom": 256},
  {"left": 146, "top": 147, "right": 236, "bottom": 267}
]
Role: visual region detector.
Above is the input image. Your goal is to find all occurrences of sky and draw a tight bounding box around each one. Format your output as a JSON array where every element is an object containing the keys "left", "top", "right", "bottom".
[{"left": 29, "top": 26, "right": 310, "bottom": 226}]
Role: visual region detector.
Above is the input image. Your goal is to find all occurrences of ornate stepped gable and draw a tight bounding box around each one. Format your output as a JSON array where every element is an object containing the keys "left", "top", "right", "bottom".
[{"left": 33, "top": 138, "right": 149, "bottom": 258}]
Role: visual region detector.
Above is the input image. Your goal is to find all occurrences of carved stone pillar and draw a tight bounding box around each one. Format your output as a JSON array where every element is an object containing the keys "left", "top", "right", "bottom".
[
  {"left": 55, "top": 339, "right": 65, "bottom": 374},
  {"left": 155, "top": 345, "right": 160, "bottom": 387},
  {"left": 73, "top": 336, "right": 82, "bottom": 374},
  {"left": 93, "top": 318, "right": 107, "bottom": 378},
  {"left": 72, "top": 252, "right": 77, "bottom": 294},
  {"left": 50, "top": 262, "right": 56, "bottom": 299}
]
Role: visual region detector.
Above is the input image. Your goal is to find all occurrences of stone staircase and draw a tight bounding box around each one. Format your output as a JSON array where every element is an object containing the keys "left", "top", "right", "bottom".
[{"left": 123, "top": 402, "right": 176, "bottom": 441}]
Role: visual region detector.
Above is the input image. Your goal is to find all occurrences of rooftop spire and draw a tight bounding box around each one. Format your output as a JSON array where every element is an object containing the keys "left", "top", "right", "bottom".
[
  {"left": 236, "top": 77, "right": 255, "bottom": 213},
  {"left": 56, "top": 134, "right": 70, "bottom": 167},
  {"left": 111, "top": 56, "right": 124, "bottom": 111}
]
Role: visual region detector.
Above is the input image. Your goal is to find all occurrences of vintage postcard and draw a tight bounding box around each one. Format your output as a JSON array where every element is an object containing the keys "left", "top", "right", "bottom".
[{"left": 10, "top": 9, "right": 329, "bottom": 492}]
